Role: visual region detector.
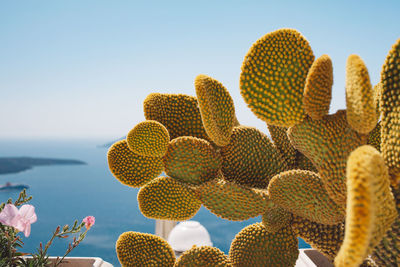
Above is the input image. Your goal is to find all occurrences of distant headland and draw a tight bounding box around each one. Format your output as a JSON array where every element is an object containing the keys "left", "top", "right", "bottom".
[{"left": 0, "top": 157, "right": 87, "bottom": 175}]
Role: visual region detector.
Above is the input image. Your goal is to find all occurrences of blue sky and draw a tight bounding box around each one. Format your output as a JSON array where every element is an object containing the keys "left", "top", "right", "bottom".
[{"left": 1, "top": 0, "right": 400, "bottom": 139}]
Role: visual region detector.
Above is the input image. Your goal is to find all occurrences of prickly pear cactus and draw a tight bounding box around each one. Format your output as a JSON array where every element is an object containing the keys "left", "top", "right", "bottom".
[{"left": 108, "top": 28, "right": 399, "bottom": 267}]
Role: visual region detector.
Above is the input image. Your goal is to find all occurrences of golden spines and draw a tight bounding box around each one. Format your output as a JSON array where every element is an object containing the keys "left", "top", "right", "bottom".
[
  {"left": 367, "top": 122, "right": 381, "bottom": 152},
  {"left": 268, "top": 170, "right": 345, "bottom": 225},
  {"left": 116, "top": 231, "right": 175, "bottom": 267},
  {"left": 380, "top": 38, "right": 400, "bottom": 186},
  {"left": 295, "top": 152, "right": 317, "bottom": 172},
  {"left": 143, "top": 93, "right": 210, "bottom": 141},
  {"left": 174, "top": 246, "right": 230, "bottom": 267},
  {"left": 303, "top": 55, "right": 333, "bottom": 120},
  {"left": 288, "top": 110, "right": 366, "bottom": 206},
  {"left": 138, "top": 176, "right": 201, "bottom": 221},
  {"left": 196, "top": 177, "right": 269, "bottom": 221},
  {"left": 126, "top": 120, "right": 170, "bottom": 157},
  {"left": 164, "top": 136, "right": 222, "bottom": 185},
  {"left": 195, "top": 74, "right": 236, "bottom": 147},
  {"left": 220, "top": 126, "right": 288, "bottom": 188},
  {"left": 267, "top": 124, "right": 297, "bottom": 168},
  {"left": 334, "top": 145, "right": 397, "bottom": 267},
  {"left": 371, "top": 183, "right": 399, "bottom": 266},
  {"left": 229, "top": 223, "right": 299, "bottom": 267},
  {"left": 292, "top": 216, "right": 344, "bottom": 260},
  {"left": 240, "top": 28, "right": 314, "bottom": 127},
  {"left": 261, "top": 204, "right": 292, "bottom": 233},
  {"left": 345, "top": 55, "right": 378, "bottom": 134},
  {"left": 107, "top": 140, "right": 163, "bottom": 187},
  {"left": 371, "top": 216, "right": 400, "bottom": 266},
  {"left": 373, "top": 83, "right": 382, "bottom": 115}
]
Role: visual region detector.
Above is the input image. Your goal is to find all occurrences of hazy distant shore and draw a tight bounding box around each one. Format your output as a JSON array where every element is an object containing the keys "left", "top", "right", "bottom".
[
  {"left": 0, "top": 157, "right": 86, "bottom": 175},
  {"left": 98, "top": 137, "right": 125, "bottom": 148}
]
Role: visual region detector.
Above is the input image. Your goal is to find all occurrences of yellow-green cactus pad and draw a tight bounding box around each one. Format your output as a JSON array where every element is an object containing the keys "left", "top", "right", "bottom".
[
  {"left": 367, "top": 121, "right": 381, "bottom": 152},
  {"left": 174, "top": 246, "right": 230, "bottom": 267},
  {"left": 164, "top": 136, "right": 222, "bottom": 185},
  {"left": 288, "top": 110, "right": 366, "bottom": 206},
  {"left": 295, "top": 152, "right": 317, "bottom": 172},
  {"left": 373, "top": 83, "right": 382, "bottom": 115},
  {"left": 220, "top": 126, "right": 288, "bottom": 188},
  {"left": 138, "top": 176, "right": 201, "bottom": 221},
  {"left": 372, "top": 215, "right": 400, "bottom": 266},
  {"left": 335, "top": 145, "right": 397, "bottom": 267},
  {"left": 267, "top": 124, "right": 297, "bottom": 168},
  {"left": 195, "top": 74, "right": 236, "bottom": 147},
  {"left": 233, "top": 116, "right": 240, "bottom": 126},
  {"left": 268, "top": 170, "right": 345, "bottom": 225},
  {"left": 292, "top": 216, "right": 344, "bottom": 260},
  {"left": 126, "top": 120, "right": 170, "bottom": 157},
  {"left": 143, "top": 93, "right": 210, "bottom": 141},
  {"left": 116, "top": 231, "right": 175, "bottom": 267},
  {"left": 107, "top": 140, "right": 163, "bottom": 187},
  {"left": 240, "top": 28, "right": 315, "bottom": 127},
  {"left": 261, "top": 204, "right": 292, "bottom": 233},
  {"left": 196, "top": 177, "right": 269, "bottom": 221},
  {"left": 360, "top": 259, "right": 378, "bottom": 267},
  {"left": 229, "top": 223, "right": 298, "bottom": 267},
  {"left": 371, "top": 183, "right": 399, "bottom": 266},
  {"left": 345, "top": 54, "right": 378, "bottom": 134},
  {"left": 380, "top": 38, "right": 400, "bottom": 186},
  {"left": 303, "top": 55, "right": 333, "bottom": 120}
]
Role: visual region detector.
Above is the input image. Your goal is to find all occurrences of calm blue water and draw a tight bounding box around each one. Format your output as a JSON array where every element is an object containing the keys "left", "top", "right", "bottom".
[{"left": 0, "top": 139, "right": 310, "bottom": 266}]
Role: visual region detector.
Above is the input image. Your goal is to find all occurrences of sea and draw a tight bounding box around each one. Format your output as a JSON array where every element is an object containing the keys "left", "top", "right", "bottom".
[{"left": 0, "top": 139, "right": 310, "bottom": 266}]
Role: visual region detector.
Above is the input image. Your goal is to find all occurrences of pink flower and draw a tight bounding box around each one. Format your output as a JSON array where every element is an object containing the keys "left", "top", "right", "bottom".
[
  {"left": 0, "top": 204, "right": 37, "bottom": 237},
  {"left": 82, "top": 216, "right": 95, "bottom": 230}
]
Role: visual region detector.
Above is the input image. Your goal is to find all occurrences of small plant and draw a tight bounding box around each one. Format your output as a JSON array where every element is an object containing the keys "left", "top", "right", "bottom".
[{"left": 0, "top": 190, "right": 95, "bottom": 267}]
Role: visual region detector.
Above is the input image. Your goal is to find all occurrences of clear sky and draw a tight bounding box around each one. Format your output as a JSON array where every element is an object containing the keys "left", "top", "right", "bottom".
[{"left": 1, "top": 0, "right": 400, "bottom": 140}]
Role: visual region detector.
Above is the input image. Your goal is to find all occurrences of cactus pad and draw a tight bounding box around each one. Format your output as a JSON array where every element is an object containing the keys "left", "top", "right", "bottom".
[
  {"left": 335, "top": 145, "right": 397, "bottom": 267},
  {"left": 292, "top": 216, "right": 344, "bottom": 260},
  {"left": 196, "top": 177, "right": 269, "bottom": 221},
  {"left": 138, "top": 176, "right": 201, "bottom": 221},
  {"left": 371, "top": 215, "right": 400, "bottom": 266},
  {"left": 261, "top": 204, "right": 292, "bottom": 233},
  {"left": 229, "top": 223, "right": 298, "bottom": 267},
  {"left": 367, "top": 122, "right": 381, "bottom": 152},
  {"left": 221, "top": 126, "right": 288, "bottom": 188},
  {"left": 126, "top": 120, "right": 170, "bottom": 157},
  {"left": 116, "top": 231, "right": 175, "bottom": 267},
  {"left": 164, "top": 136, "right": 222, "bottom": 185},
  {"left": 267, "top": 124, "right": 297, "bottom": 168},
  {"left": 380, "top": 38, "right": 400, "bottom": 186},
  {"left": 371, "top": 183, "right": 400, "bottom": 266},
  {"left": 268, "top": 170, "right": 345, "bottom": 225},
  {"left": 240, "top": 28, "right": 314, "bottom": 127},
  {"left": 303, "top": 54, "right": 333, "bottom": 120},
  {"left": 143, "top": 93, "right": 210, "bottom": 141},
  {"left": 295, "top": 152, "right": 317, "bottom": 172},
  {"left": 174, "top": 246, "right": 230, "bottom": 267},
  {"left": 345, "top": 54, "right": 378, "bottom": 134},
  {"left": 373, "top": 83, "right": 382, "bottom": 115},
  {"left": 195, "top": 74, "right": 236, "bottom": 147},
  {"left": 107, "top": 140, "right": 163, "bottom": 187},
  {"left": 288, "top": 110, "right": 366, "bottom": 206}
]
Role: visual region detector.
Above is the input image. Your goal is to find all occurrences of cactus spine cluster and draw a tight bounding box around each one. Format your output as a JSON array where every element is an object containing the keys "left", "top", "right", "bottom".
[{"left": 108, "top": 28, "right": 399, "bottom": 266}]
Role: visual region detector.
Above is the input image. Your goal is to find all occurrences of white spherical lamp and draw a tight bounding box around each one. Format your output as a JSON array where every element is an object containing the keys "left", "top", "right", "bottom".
[{"left": 167, "top": 221, "right": 212, "bottom": 255}]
